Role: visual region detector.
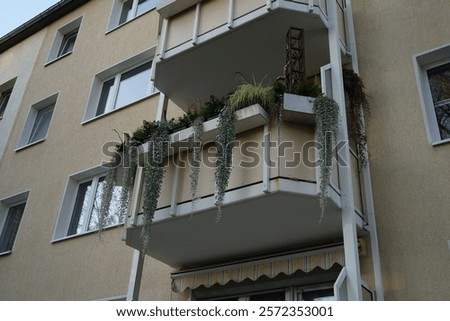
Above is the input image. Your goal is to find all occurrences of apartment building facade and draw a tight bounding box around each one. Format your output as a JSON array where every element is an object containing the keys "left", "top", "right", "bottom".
[{"left": 0, "top": 0, "right": 448, "bottom": 301}]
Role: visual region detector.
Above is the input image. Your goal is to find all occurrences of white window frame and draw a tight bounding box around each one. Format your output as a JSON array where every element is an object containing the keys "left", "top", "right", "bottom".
[
  {"left": 0, "top": 191, "right": 29, "bottom": 255},
  {"left": 83, "top": 48, "right": 157, "bottom": 123},
  {"left": 107, "top": 0, "right": 159, "bottom": 32},
  {"left": 47, "top": 16, "right": 83, "bottom": 64},
  {"left": 198, "top": 284, "right": 335, "bottom": 301},
  {"left": 17, "top": 93, "right": 58, "bottom": 150},
  {"left": 414, "top": 43, "right": 450, "bottom": 145},
  {"left": 53, "top": 166, "right": 124, "bottom": 241}
]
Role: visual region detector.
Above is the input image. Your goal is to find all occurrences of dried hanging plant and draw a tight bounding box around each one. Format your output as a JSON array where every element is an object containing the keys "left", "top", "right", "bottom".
[
  {"left": 343, "top": 69, "right": 369, "bottom": 166},
  {"left": 214, "top": 106, "right": 236, "bottom": 221},
  {"left": 313, "top": 95, "right": 340, "bottom": 220},
  {"left": 190, "top": 116, "right": 204, "bottom": 213},
  {"left": 141, "top": 122, "right": 170, "bottom": 251}
]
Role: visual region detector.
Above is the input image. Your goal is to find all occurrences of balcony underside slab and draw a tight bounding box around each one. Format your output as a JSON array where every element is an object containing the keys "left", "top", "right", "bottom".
[{"left": 125, "top": 178, "right": 342, "bottom": 269}]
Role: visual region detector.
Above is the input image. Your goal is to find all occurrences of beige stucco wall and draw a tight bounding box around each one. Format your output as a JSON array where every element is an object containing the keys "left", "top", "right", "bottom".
[
  {"left": 0, "top": 1, "right": 172, "bottom": 300},
  {"left": 0, "top": 31, "right": 45, "bottom": 163},
  {"left": 353, "top": 0, "right": 450, "bottom": 300}
]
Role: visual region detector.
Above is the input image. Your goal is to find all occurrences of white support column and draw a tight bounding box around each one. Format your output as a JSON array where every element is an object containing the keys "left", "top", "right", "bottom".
[
  {"left": 192, "top": 3, "right": 201, "bottom": 44},
  {"left": 266, "top": 0, "right": 273, "bottom": 11},
  {"left": 169, "top": 158, "right": 181, "bottom": 217},
  {"left": 227, "top": 0, "right": 235, "bottom": 29},
  {"left": 308, "top": 0, "right": 315, "bottom": 12},
  {"left": 262, "top": 124, "right": 271, "bottom": 194},
  {"left": 327, "top": 0, "right": 362, "bottom": 301},
  {"left": 156, "top": 92, "right": 169, "bottom": 122},
  {"left": 126, "top": 250, "right": 145, "bottom": 301},
  {"left": 344, "top": 0, "right": 384, "bottom": 301},
  {"left": 158, "top": 18, "right": 169, "bottom": 60},
  {"left": 130, "top": 166, "right": 144, "bottom": 227}
]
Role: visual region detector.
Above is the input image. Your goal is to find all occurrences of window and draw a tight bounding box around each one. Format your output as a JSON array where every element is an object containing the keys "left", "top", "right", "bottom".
[
  {"left": 0, "top": 88, "right": 12, "bottom": 120},
  {"left": 0, "top": 191, "right": 29, "bottom": 255},
  {"left": 18, "top": 93, "right": 57, "bottom": 149},
  {"left": 197, "top": 286, "right": 335, "bottom": 301},
  {"left": 68, "top": 174, "right": 122, "bottom": 236},
  {"left": 84, "top": 48, "right": 156, "bottom": 122},
  {"left": 96, "top": 61, "right": 152, "bottom": 116},
  {"left": 54, "top": 167, "right": 124, "bottom": 240},
  {"left": 108, "top": 0, "right": 158, "bottom": 30},
  {"left": 426, "top": 63, "right": 450, "bottom": 140},
  {"left": 414, "top": 44, "right": 450, "bottom": 144},
  {"left": 47, "top": 17, "right": 82, "bottom": 63},
  {"left": 58, "top": 28, "right": 79, "bottom": 57},
  {"left": 28, "top": 105, "right": 54, "bottom": 144}
]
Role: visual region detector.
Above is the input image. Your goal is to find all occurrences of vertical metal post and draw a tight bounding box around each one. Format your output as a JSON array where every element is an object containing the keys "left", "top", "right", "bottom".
[
  {"left": 126, "top": 250, "right": 145, "bottom": 301},
  {"left": 192, "top": 3, "right": 201, "bottom": 44},
  {"left": 327, "top": 0, "right": 362, "bottom": 300},
  {"left": 228, "top": 0, "right": 235, "bottom": 29},
  {"left": 344, "top": 0, "right": 384, "bottom": 301}
]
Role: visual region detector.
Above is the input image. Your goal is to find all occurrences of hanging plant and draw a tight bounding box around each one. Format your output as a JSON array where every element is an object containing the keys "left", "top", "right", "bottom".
[
  {"left": 141, "top": 121, "right": 170, "bottom": 251},
  {"left": 189, "top": 116, "right": 204, "bottom": 213},
  {"left": 343, "top": 69, "right": 369, "bottom": 166},
  {"left": 214, "top": 106, "right": 236, "bottom": 220},
  {"left": 118, "top": 134, "right": 138, "bottom": 222},
  {"left": 98, "top": 163, "right": 119, "bottom": 233},
  {"left": 313, "top": 95, "right": 340, "bottom": 219}
]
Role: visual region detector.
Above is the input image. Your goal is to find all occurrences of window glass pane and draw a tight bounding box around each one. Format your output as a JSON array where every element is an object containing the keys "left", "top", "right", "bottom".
[
  {"left": 249, "top": 291, "right": 286, "bottom": 301},
  {"left": 28, "top": 105, "right": 54, "bottom": 144},
  {"left": 0, "top": 202, "right": 26, "bottom": 252},
  {"left": 96, "top": 78, "right": 115, "bottom": 116},
  {"left": 88, "top": 176, "right": 123, "bottom": 231},
  {"left": 0, "top": 89, "right": 12, "bottom": 119},
  {"left": 136, "top": 0, "right": 157, "bottom": 16},
  {"left": 68, "top": 180, "right": 93, "bottom": 236},
  {"left": 119, "top": 0, "right": 134, "bottom": 24},
  {"left": 301, "top": 288, "right": 335, "bottom": 301},
  {"left": 427, "top": 63, "right": 450, "bottom": 140},
  {"left": 58, "top": 29, "right": 78, "bottom": 57},
  {"left": 114, "top": 61, "right": 152, "bottom": 109}
]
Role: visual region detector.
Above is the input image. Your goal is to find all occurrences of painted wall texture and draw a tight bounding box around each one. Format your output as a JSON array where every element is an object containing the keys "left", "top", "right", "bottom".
[{"left": 352, "top": 0, "right": 450, "bottom": 300}]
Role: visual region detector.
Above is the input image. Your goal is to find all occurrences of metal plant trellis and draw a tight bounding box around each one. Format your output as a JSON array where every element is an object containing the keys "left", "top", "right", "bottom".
[{"left": 285, "top": 27, "right": 305, "bottom": 93}]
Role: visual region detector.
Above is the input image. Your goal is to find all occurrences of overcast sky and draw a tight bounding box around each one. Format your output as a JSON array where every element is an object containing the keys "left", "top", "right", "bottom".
[{"left": 0, "top": 0, "right": 60, "bottom": 37}]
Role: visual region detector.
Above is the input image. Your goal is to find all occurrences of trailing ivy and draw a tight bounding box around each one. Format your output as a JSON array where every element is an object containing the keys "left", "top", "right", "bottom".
[
  {"left": 98, "top": 164, "right": 118, "bottom": 233},
  {"left": 118, "top": 134, "right": 138, "bottom": 222},
  {"left": 141, "top": 122, "right": 170, "bottom": 251},
  {"left": 343, "top": 69, "right": 369, "bottom": 166},
  {"left": 190, "top": 116, "right": 204, "bottom": 213},
  {"left": 313, "top": 95, "right": 340, "bottom": 220},
  {"left": 214, "top": 106, "right": 236, "bottom": 220}
]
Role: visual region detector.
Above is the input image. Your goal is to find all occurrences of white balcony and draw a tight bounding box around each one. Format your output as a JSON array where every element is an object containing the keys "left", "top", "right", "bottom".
[
  {"left": 124, "top": 97, "right": 365, "bottom": 269},
  {"left": 153, "top": 0, "right": 352, "bottom": 110}
]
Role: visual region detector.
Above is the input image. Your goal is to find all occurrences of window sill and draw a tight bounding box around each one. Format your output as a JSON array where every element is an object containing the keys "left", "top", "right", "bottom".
[
  {"left": 0, "top": 250, "right": 12, "bottom": 256},
  {"left": 15, "top": 138, "right": 46, "bottom": 152},
  {"left": 432, "top": 138, "right": 450, "bottom": 146},
  {"left": 45, "top": 51, "right": 73, "bottom": 67},
  {"left": 81, "top": 91, "right": 159, "bottom": 125},
  {"left": 51, "top": 223, "right": 124, "bottom": 244}
]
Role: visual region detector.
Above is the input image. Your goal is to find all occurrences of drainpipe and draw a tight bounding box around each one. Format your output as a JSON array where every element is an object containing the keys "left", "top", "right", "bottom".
[{"left": 327, "top": 0, "right": 362, "bottom": 300}]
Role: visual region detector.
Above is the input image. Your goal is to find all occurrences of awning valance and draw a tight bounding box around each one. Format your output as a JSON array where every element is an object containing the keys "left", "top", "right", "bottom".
[{"left": 171, "top": 247, "right": 344, "bottom": 293}]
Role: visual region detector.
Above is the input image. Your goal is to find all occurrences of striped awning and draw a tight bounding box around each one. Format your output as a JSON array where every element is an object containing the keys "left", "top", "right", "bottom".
[{"left": 171, "top": 247, "right": 344, "bottom": 293}]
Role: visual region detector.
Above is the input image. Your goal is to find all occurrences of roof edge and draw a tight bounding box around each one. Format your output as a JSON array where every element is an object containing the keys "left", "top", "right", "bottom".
[{"left": 0, "top": 0, "right": 90, "bottom": 54}]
